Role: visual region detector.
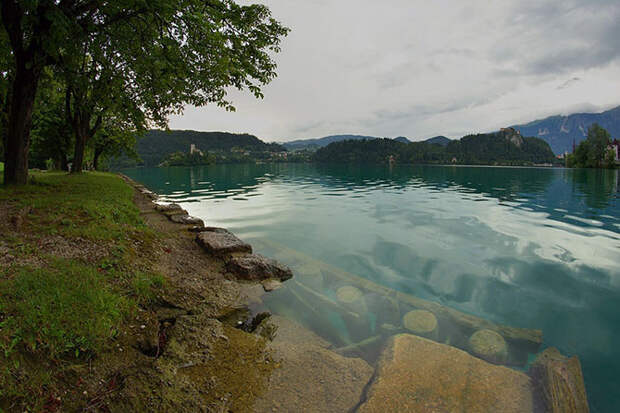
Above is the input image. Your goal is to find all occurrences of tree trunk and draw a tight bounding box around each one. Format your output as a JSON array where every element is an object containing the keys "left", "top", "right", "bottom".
[
  {"left": 72, "top": 128, "right": 88, "bottom": 173},
  {"left": 93, "top": 146, "right": 103, "bottom": 171},
  {"left": 3, "top": 66, "right": 40, "bottom": 185},
  {"left": 60, "top": 152, "right": 68, "bottom": 171},
  {"left": 71, "top": 107, "right": 95, "bottom": 174}
]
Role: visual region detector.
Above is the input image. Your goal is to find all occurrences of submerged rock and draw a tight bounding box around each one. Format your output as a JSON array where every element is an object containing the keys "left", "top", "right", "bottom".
[
  {"left": 469, "top": 329, "right": 508, "bottom": 364},
  {"left": 195, "top": 231, "right": 252, "bottom": 256},
  {"left": 529, "top": 347, "right": 589, "bottom": 413},
  {"left": 253, "top": 316, "right": 374, "bottom": 413},
  {"left": 358, "top": 334, "right": 535, "bottom": 413},
  {"left": 226, "top": 254, "right": 293, "bottom": 281},
  {"left": 336, "top": 286, "right": 363, "bottom": 304},
  {"left": 402, "top": 309, "right": 438, "bottom": 340},
  {"left": 261, "top": 279, "right": 283, "bottom": 292}
]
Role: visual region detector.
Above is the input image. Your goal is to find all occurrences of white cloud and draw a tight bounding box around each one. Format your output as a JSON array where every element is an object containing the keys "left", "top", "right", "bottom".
[{"left": 169, "top": 0, "right": 620, "bottom": 141}]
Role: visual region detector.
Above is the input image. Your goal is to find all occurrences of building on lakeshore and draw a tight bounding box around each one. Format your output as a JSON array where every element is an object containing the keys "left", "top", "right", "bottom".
[
  {"left": 190, "top": 144, "right": 203, "bottom": 156},
  {"left": 607, "top": 139, "right": 619, "bottom": 162}
]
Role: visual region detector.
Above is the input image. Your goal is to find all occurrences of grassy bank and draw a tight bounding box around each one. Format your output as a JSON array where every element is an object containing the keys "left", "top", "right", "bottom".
[{"left": 0, "top": 172, "right": 164, "bottom": 411}]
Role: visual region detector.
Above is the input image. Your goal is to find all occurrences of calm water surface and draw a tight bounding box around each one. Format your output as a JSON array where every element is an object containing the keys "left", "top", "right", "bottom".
[{"left": 123, "top": 164, "right": 620, "bottom": 412}]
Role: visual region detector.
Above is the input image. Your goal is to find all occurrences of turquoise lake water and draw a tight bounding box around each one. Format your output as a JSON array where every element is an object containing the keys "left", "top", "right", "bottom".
[{"left": 123, "top": 164, "right": 620, "bottom": 412}]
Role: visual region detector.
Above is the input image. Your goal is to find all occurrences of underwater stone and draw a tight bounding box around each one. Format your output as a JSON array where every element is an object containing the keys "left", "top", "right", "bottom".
[
  {"left": 226, "top": 254, "right": 293, "bottom": 282},
  {"left": 379, "top": 323, "right": 401, "bottom": 336},
  {"left": 336, "top": 286, "right": 363, "bottom": 304},
  {"left": 469, "top": 329, "right": 508, "bottom": 364},
  {"left": 262, "top": 279, "right": 283, "bottom": 292},
  {"left": 253, "top": 316, "right": 373, "bottom": 412},
  {"left": 358, "top": 334, "right": 535, "bottom": 413},
  {"left": 529, "top": 347, "right": 589, "bottom": 413},
  {"left": 403, "top": 310, "right": 438, "bottom": 339}
]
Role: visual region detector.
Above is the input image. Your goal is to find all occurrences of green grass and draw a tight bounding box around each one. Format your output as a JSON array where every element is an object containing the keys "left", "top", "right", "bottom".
[
  {"left": 0, "top": 259, "right": 129, "bottom": 359},
  {"left": 0, "top": 171, "right": 164, "bottom": 410},
  {"left": 1, "top": 171, "right": 145, "bottom": 240}
]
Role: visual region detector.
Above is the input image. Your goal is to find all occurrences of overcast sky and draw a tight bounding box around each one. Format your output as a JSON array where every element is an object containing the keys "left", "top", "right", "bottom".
[{"left": 169, "top": 0, "right": 620, "bottom": 142}]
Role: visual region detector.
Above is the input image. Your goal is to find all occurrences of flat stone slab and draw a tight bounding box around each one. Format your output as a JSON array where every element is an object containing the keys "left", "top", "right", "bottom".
[
  {"left": 139, "top": 189, "right": 158, "bottom": 199},
  {"left": 154, "top": 203, "right": 188, "bottom": 216},
  {"left": 201, "top": 227, "right": 233, "bottom": 234},
  {"left": 188, "top": 226, "right": 230, "bottom": 234},
  {"left": 154, "top": 203, "right": 183, "bottom": 213},
  {"left": 195, "top": 231, "right": 252, "bottom": 256},
  {"left": 358, "top": 334, "right": 535, "bottom": 413},
  {"left": 226, "top": 254, "right": 293, "bottom": 281},
  {"left": 253, "top": 316, "right": 373, "bottom": 412},
  {"left": 169, "top": 214, "right": 204, "bottom": 226}
]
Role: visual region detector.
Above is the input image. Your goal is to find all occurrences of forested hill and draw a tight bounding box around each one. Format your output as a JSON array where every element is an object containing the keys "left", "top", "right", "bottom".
[
  {"left": 512, "top": 105, "right": 620, "bottom": 155},
  {"left": 313, "top": 129, "right": 556, "bottom": 165},
  {"left": 424, "top": 136, "right": 451, "bottom": 146},
  {"left": 282, "top": 134, "right": 377, "bottom": 151},
  {"left": 124, "top": 130, "right": 285, "bottom": 167}
]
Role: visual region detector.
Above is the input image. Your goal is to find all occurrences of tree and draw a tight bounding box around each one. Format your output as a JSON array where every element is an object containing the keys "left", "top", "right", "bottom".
[
  {"left": 0, "top": 25, "right": 13, "bottom": 164},
  {"left": 91, "top": 118, "right": 140, "bottom": 171},
  {"left": 585, "top": 124, "right": 611, "bottom": 168},
  {"left": 30, "top": 69, "right": 73, "bottom": 170},
  {"left": 603, "top": 148, "right": 616, "bottom": 169},
  {"left": 1, "top": 0, "right": 289, "bottom": 183},
  {"left": 569, "top": 124, "right": 612, "bottom": 168},
  {"left": 1, "top": 0, "right": 67, "bottom": 184}
]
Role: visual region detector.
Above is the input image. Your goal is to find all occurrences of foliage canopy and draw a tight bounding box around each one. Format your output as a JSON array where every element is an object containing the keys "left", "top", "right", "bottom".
[
  {"left": 567, "top": 124, "right": 615, "bottom": 169},
  {"left": 0, "top": 0, "right": 289, "bottom": 182}
]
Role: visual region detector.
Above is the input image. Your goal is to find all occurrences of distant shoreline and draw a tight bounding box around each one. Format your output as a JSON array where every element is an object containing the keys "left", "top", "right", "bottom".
[{"left": 119, "top": 161, "right": 567, "bottom": 170}]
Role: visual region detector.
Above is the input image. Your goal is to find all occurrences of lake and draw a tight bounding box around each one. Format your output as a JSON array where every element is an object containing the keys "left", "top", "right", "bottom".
[{"left": 123, "top": 163, "right": 620, "bottom": 412}]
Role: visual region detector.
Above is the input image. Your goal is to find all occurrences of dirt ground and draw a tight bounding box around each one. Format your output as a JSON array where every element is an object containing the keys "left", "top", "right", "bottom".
[{"left": 86, "top": 176, "right": 279, "bottom": 412}]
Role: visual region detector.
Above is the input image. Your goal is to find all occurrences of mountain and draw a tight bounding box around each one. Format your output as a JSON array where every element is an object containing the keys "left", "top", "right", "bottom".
[
  {"left": 394, "top": 136, "right": 411, "bottom": 143},
  {"left": 511, "top": 105, "right": 620, "bottom": 155},
  {"left": 118, "top": 130, "right": 285, "bottom": 167},
  {"left": 282, "top": 134, "right": 377, "bottom": 151},
  {"left": 424, "top": 136, "right": 451, "bottom": 146}
]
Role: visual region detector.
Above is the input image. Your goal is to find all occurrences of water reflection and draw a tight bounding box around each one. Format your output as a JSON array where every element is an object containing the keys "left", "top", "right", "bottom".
[
  {"left": 125, "top": 164, "right": 618, "bottom": 218},
  {"left": 123, "top": 164, "right": 619, "bottom": 412}
]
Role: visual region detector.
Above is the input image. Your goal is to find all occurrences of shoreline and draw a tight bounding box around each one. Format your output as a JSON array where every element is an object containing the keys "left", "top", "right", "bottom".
[{"left": 120, "top": 161, "right": 567, "bottom": 170}]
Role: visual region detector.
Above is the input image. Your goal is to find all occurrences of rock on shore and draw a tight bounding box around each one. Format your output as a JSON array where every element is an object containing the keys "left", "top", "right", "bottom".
[
  {"left": 358, "top": 334, "right": 536, "bottom": 413},
  {"left": 195, "top": 230, "right": 252, "bottom": 256},
  {"left": 226, "top": 254, "right": 293, "bottom": 282}
]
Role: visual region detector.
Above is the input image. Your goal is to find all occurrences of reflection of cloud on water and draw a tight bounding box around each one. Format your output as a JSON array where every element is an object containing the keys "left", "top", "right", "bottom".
[
  {"left": 480, "top": 201, "right": 620, "bottom": 276},
  {"left": 475, "top": 257, "right": 618, "bottom": 356}
]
